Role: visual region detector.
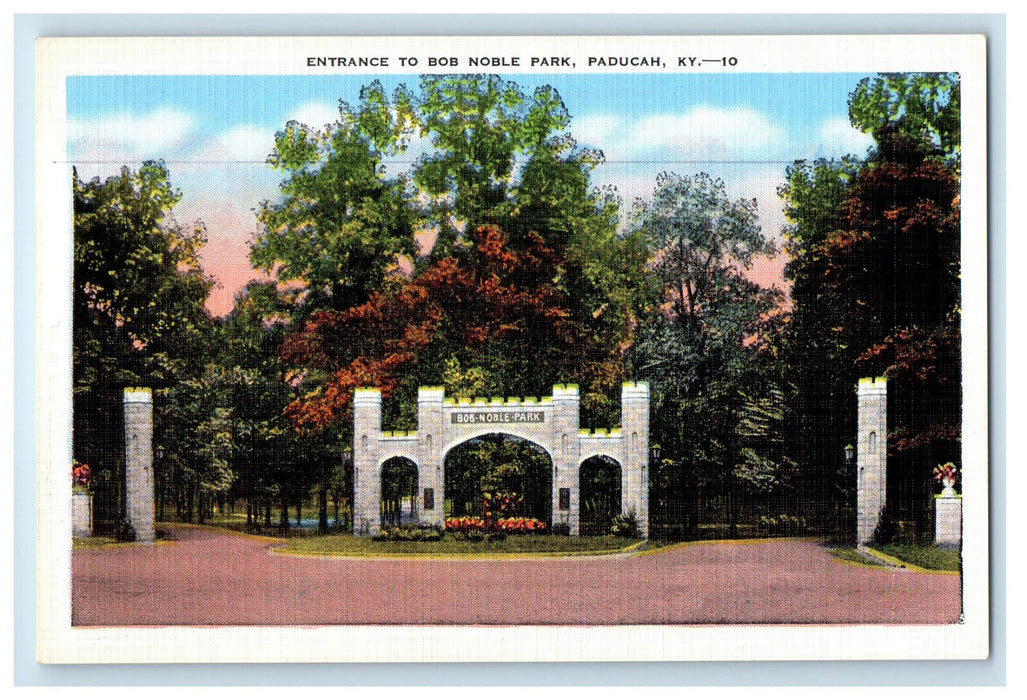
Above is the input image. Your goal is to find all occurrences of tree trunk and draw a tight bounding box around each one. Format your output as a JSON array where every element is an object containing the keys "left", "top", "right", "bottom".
[
  {"left": 197, "top": 488, "right": 206, "bottom": 524},
  {"left": 319, "top": 479, "right": 329, "bottom": 535},
  {"left": 728, "top": 488, "right": 739, "bottom": 538}
]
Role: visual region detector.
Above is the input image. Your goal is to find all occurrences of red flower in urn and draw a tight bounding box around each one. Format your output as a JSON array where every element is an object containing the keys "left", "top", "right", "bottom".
[
  {"left": 933, "top": 462, "right": 958, "bottom": 484},
  {"left": 933, "top": 462, "right": 959, "bottom": 495},
  {"left": 72, "top": 463, "right": 91, "bottom": 491}
]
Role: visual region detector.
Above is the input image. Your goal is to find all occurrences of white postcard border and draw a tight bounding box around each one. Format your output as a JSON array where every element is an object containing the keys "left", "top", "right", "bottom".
[{"left": 35, "top": 34, "right": 989, "bottom": 664}]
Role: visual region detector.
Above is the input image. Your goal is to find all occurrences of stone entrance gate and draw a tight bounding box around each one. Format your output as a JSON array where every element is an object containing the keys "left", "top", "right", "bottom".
[{"left": 352, "top": 382, "right": 650, "bottom": 537}]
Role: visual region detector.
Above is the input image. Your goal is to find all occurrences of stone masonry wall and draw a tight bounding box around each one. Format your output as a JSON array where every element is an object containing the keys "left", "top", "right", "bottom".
[
  {"left": 123, "top": 388, "right": 155, "bottom": 544},
  {"left": 352, "top": 383, "right": 649, "bottom": 538},
  {"left": 620, "top": 382, "right": 650, "bottom": 538},
  {"left": 856, "top": 377, "right": 887, "bottom": 545}
]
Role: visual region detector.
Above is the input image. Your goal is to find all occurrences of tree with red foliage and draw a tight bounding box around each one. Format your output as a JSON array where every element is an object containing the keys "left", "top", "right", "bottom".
[
  {"left": 779, "top": 73, "right": 961, "bottom": 537},
  {"left": 264, "top": 77, "right": 643, "bottom": 436},
  {"left": 280, "top": 223, "right": 623, "bottom": 430}
]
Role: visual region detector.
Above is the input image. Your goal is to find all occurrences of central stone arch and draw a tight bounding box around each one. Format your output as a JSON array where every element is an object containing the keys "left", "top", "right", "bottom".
[
  {"left": 352, "top": 383, "right": 650, "bottom": 537},
  {"left": 442, "top": 432, "right": 554, "bottom": 524}
]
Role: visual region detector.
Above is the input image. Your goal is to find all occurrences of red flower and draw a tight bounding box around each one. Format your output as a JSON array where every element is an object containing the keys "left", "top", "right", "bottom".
[{"left": 72, "top": 464, "right": 91, "bottom": 487}]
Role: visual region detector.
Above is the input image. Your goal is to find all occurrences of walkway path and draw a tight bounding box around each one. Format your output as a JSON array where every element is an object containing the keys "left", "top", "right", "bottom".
[{"left": 72, "top": 525, "right": 961, "bottom": 626}]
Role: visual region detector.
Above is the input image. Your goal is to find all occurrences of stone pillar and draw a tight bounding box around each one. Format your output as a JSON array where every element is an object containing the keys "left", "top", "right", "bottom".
[
  {"left": 621, "top": 381, "right": 650, "bottom": 538},
  {"left": 935, "top": 494, "right": 962, "bottom": 548},
  {"left": 353, "top": 388, "right": 382, "bottom": 536},
  {"left": 551, "top": 384, "right": 580, "bottom": 535},
  {"left": 72, "top": 492, "right": 92, "bottom": 539},
  {"left": 856, "top": 377, "right": 887, "bottom": 545},
  {"left": 417, "top": 386, "right": 445, "bottom": 529},
  {"left": 123, "top": 388, "right": 155, "bottom": 544}
]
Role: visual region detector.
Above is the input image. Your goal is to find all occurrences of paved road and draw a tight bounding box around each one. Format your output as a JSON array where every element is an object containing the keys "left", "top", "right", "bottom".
[{"left": 72, "top": 525, "right": 961, "bottom": 626}]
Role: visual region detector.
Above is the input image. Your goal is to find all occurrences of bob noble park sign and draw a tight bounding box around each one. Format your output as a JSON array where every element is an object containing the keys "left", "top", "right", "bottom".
[
  {"left": 451, "top": 409, "right": 546, "bottom": 425},
  {"left": 352, "top": 383, "right": 650, "bottom": 538}
]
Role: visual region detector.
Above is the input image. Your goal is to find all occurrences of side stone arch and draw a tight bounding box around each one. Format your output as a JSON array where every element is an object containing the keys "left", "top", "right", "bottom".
[
  {"left": 379, "top": 456, "right": 419, "bottom": 527},
  {"left": 578, "top": 454, "right": 623, "bottom": 535}
]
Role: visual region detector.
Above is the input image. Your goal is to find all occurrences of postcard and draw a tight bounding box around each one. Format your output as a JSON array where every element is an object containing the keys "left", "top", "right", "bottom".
[{"left": 35, "top": 34, "right": 988, "bottom": 663}]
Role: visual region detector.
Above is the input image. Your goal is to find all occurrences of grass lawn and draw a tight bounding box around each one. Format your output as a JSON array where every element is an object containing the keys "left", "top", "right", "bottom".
[
  {"left": 276, "top": 533, "right": 643, "bottom": 557},
  {"left": 72, "top": 536, "right": 121, "bottom": 549},
  {"left": 826, "top": 543, "right": 961, "bottom": 572},
  {"left": 73, "top": 534, "right": 173, "bottom": 549},
  {"left": 826, "top": 546, "right": 887, "bottom": 568},
  {"left": 874, "top": 542, "right": 961, "bottom": 572}
]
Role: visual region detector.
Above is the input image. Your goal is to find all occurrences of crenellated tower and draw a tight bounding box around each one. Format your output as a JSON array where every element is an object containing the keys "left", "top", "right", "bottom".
[
  {"left": 353, "top": 388, "right": 382, "bottom": 536},
  {"left": 620, "top": 381, "right": 650, "bottom": 538}
]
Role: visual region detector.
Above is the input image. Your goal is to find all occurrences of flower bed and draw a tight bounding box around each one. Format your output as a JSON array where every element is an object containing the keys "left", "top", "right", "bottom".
[
  {"left": 495, "top": 517, "right": 547, "bottom": 533},
  {"left": 444, "top": 516, "right": 547, "bottom": 534}
]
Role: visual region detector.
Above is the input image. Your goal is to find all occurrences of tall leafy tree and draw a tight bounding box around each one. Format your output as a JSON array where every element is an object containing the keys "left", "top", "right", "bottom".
[
  {"left": 413, "top": 74, "right": 572, "bottom": 259},
  {"left": 251, "top": 81, "right": 419, "bottom": 313},
  {"left": 776, "top": 157, "right": 861, "bottom": 526},
  {"left": 210, "top": 282, "right": 298, "bottom": 528},
  {"left": 849, "top": 73, "right": 960, "bottom": 167},
  {"left": 630, "top": 172, "right": 783, "bottom": 536},
  {"left": 73, "top": 162, "right": 213, "bottom": 533},
  {"left": 271, "top": 77, "right": 641, "bottom": 433},
  {"left": 780, "top": 73, "right": 961, "bottom": 536}
]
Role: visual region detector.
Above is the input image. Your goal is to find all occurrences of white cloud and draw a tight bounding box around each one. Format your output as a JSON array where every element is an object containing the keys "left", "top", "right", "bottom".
[
  {"left": 572, "top": 114, "right": 626, "bottom": 150},
  {"left": 287, "top": 101, "right": 340, "bottom": 132},
  {"left": 818, "top": 116, "right": 875, "bottom": 158},
  {"left": 220, "top": 125, "right": 276, "bottom": 163},
  {"left": 69, "top": 107, "right": 195, "bottom": 158},
  {"left": 573, "top": 106, "right": 787, "bottom": 169},
  {"left": 632, "top": 107, "right": 783, "bottom": 158}
]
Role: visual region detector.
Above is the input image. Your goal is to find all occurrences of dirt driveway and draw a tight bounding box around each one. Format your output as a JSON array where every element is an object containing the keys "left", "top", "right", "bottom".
[{"left": 72, "top": 525, "right": 961, "bottom": 626}]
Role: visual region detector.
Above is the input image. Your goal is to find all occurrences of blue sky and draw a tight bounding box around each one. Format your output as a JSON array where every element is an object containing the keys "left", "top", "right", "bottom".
[{"left": 67, "top": 72, "right": 876, "bottom": 313}]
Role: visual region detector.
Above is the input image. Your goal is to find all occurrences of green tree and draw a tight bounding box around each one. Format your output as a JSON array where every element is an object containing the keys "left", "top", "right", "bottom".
[
  {"left": 214, "top": 282, "right": 347, "bottom": 534},
  {"left": 159, "top": 367, "right": 239, "bottom": 524},
  {"left": 780, "top": 73, "right": 962, "bottom": 538},
  {"left": 776, "top": 157, "right": 861, "bottom": 528},
  {"left": 73, "top": 162, "right": 213, "bottom": 533},
  {"left": 734, "top": 381, "right": 797, "bottom": 515},
  {"left": 849, "top": 72, "right": 960, "bottom": 166},
  {"left": 629, "top": 172, "right": 783, "bottom": 537},
  {"left": 252, "top": 81, "right": 419, "bottom": 312},
  {"left": 213, "top": 282, "right": 297, "bottom": 527},
  {"left": 413, "top": 74, "right": 572, "bottom": 259},
  {"left": 275, "top": 77, "right": 642, "bottom": 434}
]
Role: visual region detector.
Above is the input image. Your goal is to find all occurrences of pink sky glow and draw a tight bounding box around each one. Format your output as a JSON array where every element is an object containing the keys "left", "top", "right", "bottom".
[{"left": 198, "top": 220, "right": 791, "bottom": 318}]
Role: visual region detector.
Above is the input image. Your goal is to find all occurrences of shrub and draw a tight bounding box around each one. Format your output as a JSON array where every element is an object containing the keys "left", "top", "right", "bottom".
[
  {"left": 445, "top": 515, "right": 547, "bottom": 535},
  {"left": 445, "top": 516, "right": 486, "bottom": 533},
  {"left": 610, "top": 511, "right": 638, "bottom": 538},
  {"left": 114, "top": 519, "right": 136, "bottom": 543},
  {"left": 758, "top": 513, "right": 809, "bottom": 536},
  {"left": 552, "top": 522, "right": 571, "bottom": 536},
  {"left": 374, "top": 526, "right": 442, "bottom": 542}
]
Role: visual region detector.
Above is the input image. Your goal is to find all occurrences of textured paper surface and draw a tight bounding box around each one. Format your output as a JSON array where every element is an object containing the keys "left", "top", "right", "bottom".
[{"left": 35, "top": 34, "right": 988, "bottom": 663}]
